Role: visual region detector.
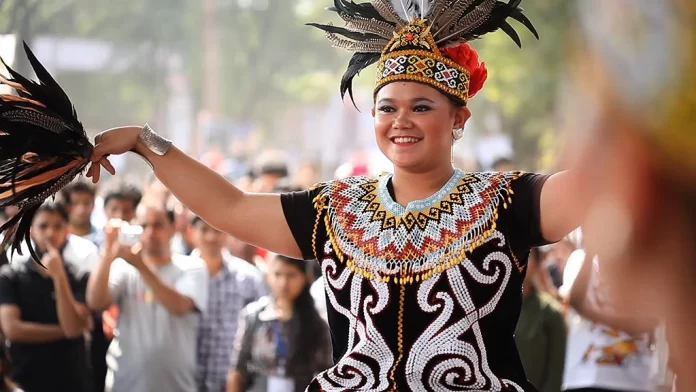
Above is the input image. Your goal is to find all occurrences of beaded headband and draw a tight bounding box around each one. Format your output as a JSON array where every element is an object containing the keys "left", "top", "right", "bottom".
[{"left": 375, "top": 18, "right": 472, "bottom": 103}]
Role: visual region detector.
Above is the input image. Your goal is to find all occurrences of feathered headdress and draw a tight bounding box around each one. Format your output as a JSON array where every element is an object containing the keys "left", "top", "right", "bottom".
[
  {"left": 309, "top": 0, "right": 538, "bottom": 105},
  {"left": 0, "top": 43, "right": 93, "bottom": 265}
]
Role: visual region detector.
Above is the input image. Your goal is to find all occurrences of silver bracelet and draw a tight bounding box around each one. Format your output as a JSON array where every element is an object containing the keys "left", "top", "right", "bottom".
[{"left": 137, "top": 123, "right": 172, "bottom": 156}]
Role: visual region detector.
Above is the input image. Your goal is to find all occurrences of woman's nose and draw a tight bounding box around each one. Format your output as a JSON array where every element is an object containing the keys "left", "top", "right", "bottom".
[{"left": 393, "top": 113, "right": 412, "bottom": 129}]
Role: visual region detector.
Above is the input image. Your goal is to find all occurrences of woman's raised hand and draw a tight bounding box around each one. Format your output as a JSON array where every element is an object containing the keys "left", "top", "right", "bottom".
[{"left": 86, "top": 126, "right": 142, "bottom": 183}]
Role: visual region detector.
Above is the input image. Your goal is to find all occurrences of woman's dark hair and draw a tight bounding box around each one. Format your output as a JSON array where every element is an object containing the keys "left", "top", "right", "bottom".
[{"left": 274, "top": 255, "right": 326, "bottom": 365}]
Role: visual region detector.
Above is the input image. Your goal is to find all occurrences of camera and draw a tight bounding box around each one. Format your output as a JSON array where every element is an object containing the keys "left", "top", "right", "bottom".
[{"left": 118, "top": 223, "right": 143, "bottom": 246}]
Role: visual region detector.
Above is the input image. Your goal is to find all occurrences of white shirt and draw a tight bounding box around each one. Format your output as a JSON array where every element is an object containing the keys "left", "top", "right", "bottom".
[
  {"left": 7, "top": 234, "right": 99, "bottom": 272},
  {"left": 310, "top": 276, "right": 328, "bottom": 322},
  {"left": 561, "top": 249, "right": 655, "bottom": 391}
]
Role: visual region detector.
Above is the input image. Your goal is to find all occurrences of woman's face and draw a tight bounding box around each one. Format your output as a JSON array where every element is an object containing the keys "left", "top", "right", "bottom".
[
  {"left": 267, "top": 258, "right": 308, "bottom": 302},
  {"left": 372, "top": 82, "right": 470, "bottom": 172}
]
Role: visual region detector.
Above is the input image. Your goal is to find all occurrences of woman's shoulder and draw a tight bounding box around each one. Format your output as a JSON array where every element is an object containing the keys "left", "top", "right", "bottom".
[
  {"left": 464, "top": 170, "right": 544, "bottom": 183},
  {"left": 241, "top": 296, "right": 272, "bottom": 318}
]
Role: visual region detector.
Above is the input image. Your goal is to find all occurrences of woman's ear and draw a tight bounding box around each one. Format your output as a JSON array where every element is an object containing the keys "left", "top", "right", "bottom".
[
  {"left": 371, "top": 106, "right": 376, "bottom": 118},
  {"left": 453, "top": 106, "right": 471, "bottom": 129}
]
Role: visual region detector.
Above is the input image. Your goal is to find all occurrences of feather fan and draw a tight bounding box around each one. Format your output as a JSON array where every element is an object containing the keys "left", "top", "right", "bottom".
[{"left": 0, "top": 42, "right": 93, "bottom": 266}]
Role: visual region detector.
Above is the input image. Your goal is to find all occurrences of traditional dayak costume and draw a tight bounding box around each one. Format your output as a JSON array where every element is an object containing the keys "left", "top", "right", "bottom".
[
  {"left": 279, "top": 1, "right": 548, "bottom": 391},
  {"left": 0, "top": 1, "right": 550, "bottom": 391}
]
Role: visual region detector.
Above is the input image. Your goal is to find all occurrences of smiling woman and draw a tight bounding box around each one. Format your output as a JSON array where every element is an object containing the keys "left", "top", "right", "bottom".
[
  {"left": 0, "top": 1, "right": 584, "bottom": 391},
  {"left": 372, "top": 82, "right": 470, "bottom": 175}
]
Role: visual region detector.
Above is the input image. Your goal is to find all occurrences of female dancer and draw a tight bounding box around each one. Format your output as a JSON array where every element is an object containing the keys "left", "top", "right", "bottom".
[
  {"left": 566, "top": 0, "right": 696, "bottom": 390},
  {"left": 87, "top": 2, "right": 582, "bottom": 391},
  {"left": 0, "top": 1, "right": 582, "bottom": 391}
]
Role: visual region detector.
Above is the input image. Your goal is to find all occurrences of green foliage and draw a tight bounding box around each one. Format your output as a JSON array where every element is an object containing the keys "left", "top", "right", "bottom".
[{"left": 215, "top": 0, "right": 344, "bottom": 123}]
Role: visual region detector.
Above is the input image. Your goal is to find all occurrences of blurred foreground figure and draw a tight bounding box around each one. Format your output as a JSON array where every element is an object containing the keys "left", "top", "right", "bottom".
[{"left": 567, "top": 0, "right": 696, "bottom": 390}]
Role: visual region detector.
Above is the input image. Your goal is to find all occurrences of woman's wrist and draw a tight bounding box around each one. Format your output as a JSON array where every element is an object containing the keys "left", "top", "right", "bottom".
[
  {"left": 136, "top": 124, "right": 171, "bottom": 154},
  {"left": 132, "top": 124, "right": 172, "bottom": 165}
]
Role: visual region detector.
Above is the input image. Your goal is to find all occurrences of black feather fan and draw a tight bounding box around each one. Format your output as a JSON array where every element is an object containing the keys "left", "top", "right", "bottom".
[{"left": 0, "top": 42, "right": 93, "bottom": 266}]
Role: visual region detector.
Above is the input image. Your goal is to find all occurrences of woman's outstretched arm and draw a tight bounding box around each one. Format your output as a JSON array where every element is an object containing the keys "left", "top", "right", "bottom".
[{"left": 87, "top": 126, "right": 303, "bottom": 259}]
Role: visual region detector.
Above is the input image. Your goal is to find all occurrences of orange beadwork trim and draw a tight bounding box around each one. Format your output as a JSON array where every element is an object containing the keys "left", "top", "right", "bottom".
[
  {"left": 311, "top": 187, "right": 329, "bottom": 261},
  {"left": 388, "top": 283, "right": 406, "bottom": 391},
  {"left": 507, "top": 240, "right": 526, "bottom": 274}
]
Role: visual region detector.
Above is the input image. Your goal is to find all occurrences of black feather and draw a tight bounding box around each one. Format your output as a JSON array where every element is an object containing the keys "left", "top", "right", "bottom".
[
  {"left": 23, "top": 43, "right": 81, "bottom": 130},
  {"left": 498, "top": 20, "right": 521, "bottom": 48},
  {"left": 454, "top": 0, "right": 538, "bottom": 46},
  {"left": 340, "top": 52, "right": 381, "bottom": 109},
  {"left": 328, "top": 0, "right": 393, "bottom": 23},
  {"left": 509, "top": 7, "right": 538, "bottom": 39},
  {"left": 0, "top": 42, "right": 93, "bottom": 267},
  {"left": 306, "top": 23, "right": 386, "bottom": 41}
]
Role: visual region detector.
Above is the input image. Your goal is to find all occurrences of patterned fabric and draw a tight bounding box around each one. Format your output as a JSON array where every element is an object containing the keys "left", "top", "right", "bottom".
[
  {"left": 196, "top": 250, "right": 267, "bottom": 392},
  {"left": 283, "top": 170, "right": 548, "bottom": 392},
  {"left": 374, "top": 19, "right": 471, "bottom": 103}
]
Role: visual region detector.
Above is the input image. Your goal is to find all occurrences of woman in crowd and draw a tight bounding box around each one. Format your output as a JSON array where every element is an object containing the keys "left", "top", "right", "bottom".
[{"left": 226, "top": 254, "right": 331, "bottom": 392}]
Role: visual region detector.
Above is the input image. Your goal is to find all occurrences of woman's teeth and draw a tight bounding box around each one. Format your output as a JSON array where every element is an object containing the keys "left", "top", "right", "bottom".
[{"left": 393, "top": 137, "right": 420, "bottom": 144}]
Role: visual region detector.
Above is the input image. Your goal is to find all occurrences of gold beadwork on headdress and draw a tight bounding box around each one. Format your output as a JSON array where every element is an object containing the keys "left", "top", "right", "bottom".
[{"left": 375, "top": 18, "right": 471, "bottom": 103}]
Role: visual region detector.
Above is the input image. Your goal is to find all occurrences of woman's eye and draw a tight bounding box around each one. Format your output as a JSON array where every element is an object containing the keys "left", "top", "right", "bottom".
[
  {"left": 378, "top": 106, "right": 395, "bottom": 113},
  {"left": 413, "top": 105, "right": 431, "bottom": 112}
]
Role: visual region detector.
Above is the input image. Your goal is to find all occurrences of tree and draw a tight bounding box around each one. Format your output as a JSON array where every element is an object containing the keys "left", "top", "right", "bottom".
[{"left": 214, "top": 0, "right": 344, "bottom": 123}]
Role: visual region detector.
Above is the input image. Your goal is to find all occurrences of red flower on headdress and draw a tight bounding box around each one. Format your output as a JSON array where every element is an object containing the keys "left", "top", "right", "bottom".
[{"left": 441, "top": 43, "right": 488, "bottom": 98}]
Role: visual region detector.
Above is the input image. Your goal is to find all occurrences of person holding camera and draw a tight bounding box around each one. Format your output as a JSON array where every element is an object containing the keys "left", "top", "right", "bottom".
[{"left": 86, "top": 202, "right": 209, "bottom": 392}]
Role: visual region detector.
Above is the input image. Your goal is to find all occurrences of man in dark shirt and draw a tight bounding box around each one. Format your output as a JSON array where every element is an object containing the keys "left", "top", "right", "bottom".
[{"left": 0, "top": 202, "right": 93, "bottom": 392}]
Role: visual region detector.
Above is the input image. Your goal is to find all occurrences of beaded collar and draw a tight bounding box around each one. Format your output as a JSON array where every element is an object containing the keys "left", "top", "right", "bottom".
[{"left": 313, "top": 171, "right": 521, "bottom": 285}]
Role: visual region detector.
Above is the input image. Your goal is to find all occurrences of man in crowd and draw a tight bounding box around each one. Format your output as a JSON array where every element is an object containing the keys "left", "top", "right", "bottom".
[
  {"left": 61, "top": 181, "right": 99, "bottom": 240},
  {"left": 0, "top": 202, "right": 96, "bottom": 392},
  {"left": 87, "top": 202, "right": 209, "bottom": 392},
  {"left": 91, "top": 183, "right": 143, "bottom": 247},
  {"left": 190, "top": 216, "right": 266, "bottom": 391}
]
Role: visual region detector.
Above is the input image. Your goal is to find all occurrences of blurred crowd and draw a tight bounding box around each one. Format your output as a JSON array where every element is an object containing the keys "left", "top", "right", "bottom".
[{"left": 0, "top": 153, "right": 675, "bottom": 392}]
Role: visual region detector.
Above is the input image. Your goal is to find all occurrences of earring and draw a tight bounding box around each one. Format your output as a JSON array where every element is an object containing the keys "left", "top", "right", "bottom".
[{"left": 452, "top": 128, "right": 464, "bottom": 140}]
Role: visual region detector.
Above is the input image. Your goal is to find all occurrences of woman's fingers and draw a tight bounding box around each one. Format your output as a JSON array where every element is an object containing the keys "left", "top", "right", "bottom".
[
  {"left": 93, "top": 162, "right": 101, "bottom": 183},
  {"left": 85, "top": 157, "right": 116, "bottom": 184},
  {"left": 100, "top": 156, "right": 116, "bottom": 175},
  {"left": 85, "top": 162, "right": 96, "bottom": 181}
]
